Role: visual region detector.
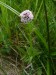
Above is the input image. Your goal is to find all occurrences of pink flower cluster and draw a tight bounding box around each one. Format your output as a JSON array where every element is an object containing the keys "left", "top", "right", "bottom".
[{"left": 20, "top": 10, "right": 34, "bottom": 23}]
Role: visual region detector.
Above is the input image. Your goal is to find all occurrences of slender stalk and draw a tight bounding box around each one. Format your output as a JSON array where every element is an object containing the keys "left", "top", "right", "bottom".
[
  {"left": 0, "top": 1, "right": 20, "bottom": 16},
  {"left": 43, "top": 0, "right": 51, "bottom": 75}
]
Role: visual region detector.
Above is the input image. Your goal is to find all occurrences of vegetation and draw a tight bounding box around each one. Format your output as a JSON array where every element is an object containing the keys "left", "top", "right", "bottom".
[{"left": 0, "top": 0, "right": 56, "bottom": 75}]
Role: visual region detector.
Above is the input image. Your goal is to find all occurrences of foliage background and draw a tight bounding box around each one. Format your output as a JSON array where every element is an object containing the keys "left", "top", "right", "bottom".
[{"left": 0, "top": 0, "right": 56, "bottom": 75}]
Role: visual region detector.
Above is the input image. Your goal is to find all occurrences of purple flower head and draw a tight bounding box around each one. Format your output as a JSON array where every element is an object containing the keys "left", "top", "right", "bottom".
[{"left": 20, "top": 10, "right": 34, "bottom": 23}]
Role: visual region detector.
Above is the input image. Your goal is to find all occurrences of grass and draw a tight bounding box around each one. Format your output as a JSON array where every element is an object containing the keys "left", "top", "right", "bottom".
[{"left": 0, "top": 0, "right": 56, "bottom": 75}]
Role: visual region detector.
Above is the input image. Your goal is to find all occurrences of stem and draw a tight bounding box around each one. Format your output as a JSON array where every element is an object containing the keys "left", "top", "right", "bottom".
[{"left": 0, "top": 1, "right": 20, "bottom": 16}]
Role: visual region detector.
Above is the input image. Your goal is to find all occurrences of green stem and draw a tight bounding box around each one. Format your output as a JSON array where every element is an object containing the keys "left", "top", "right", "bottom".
[{"left": 0, "top": 1, "right": 20, "bottom": 16}]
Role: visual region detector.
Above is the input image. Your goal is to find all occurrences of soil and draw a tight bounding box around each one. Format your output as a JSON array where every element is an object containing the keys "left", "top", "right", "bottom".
[{"left": 0, "top": 58, "right": 21, "bottom": 75}]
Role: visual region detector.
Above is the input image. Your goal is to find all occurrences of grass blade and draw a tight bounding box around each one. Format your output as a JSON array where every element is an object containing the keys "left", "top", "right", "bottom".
[
  {"left": 35, "top": 28, "right": 48, "bottom": 50},
  {"left": 43, "top": 0, "right": 52, "bottom": 75},
  {"left": 0, "top": 0, "right": 11, "bottom": 35},
  {"left": 35, "top": 0, "right": 43, "bottom": 20}
]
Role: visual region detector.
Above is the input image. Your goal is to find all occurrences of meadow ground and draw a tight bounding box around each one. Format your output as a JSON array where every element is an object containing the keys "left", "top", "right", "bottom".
[{"left": 0, "top": 0, "right": 56, "bottom": 75}]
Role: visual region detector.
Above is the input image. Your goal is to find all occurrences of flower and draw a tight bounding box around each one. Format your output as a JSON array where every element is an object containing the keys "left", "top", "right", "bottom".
[{"left": 20, "top": 10, "right": 34, "bottom": 23}]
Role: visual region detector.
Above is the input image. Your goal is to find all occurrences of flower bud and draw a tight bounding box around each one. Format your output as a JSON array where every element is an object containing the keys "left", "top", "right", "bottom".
[{"left": 20, "top": 10, "right": 33, "bottom": 23}]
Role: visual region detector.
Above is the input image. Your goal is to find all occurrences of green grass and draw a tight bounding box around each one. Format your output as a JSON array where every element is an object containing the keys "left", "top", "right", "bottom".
[{"left": 0, "top": 0, "right": 56, "bottom": 75}]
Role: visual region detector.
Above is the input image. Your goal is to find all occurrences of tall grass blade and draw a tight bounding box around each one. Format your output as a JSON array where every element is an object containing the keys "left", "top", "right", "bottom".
[
  {"left": 35, "top": 0, "right": 43, "bottom": 20},
  {"left": 0, "top": 0, "right": 11, "bottom": 35},
  {"left": 34, "top": 0, "right": 38, "bottom": 14},
  {"left": 43, "top": 0, "right": 52, "bottom": 75},
  {"left": 35, "top": 28, "right": 48, "bottom": 50}
]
